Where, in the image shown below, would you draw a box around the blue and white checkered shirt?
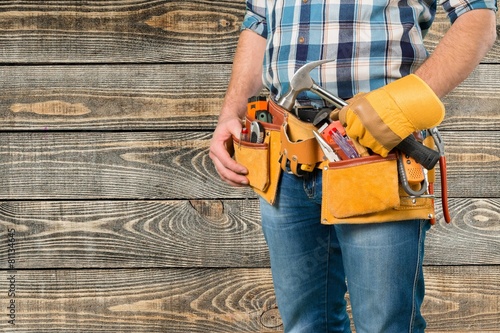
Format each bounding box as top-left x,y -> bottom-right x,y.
242,0 -> 497,105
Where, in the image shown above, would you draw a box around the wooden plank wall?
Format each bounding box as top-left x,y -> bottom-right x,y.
0,1 -> 498,332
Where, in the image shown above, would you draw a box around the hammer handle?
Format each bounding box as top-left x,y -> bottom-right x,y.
396,135 -> 439,170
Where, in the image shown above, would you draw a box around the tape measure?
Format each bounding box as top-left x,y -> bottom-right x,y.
250,121 -> 265,144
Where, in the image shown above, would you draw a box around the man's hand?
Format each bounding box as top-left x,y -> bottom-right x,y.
336,9 -> 496,157
209,115 -> 249,186
209,29 -> 266,186
336,74 -> 445,157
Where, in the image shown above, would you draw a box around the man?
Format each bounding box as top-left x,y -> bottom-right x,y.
210,1 -> 497,332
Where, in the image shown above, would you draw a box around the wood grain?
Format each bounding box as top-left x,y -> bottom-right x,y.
0,0 -> 245,63
0,131 -> 497,199
0,200 -> 268,269
427,199 -> 500,265
0,2 -> 497,332
0,131 -> 246,199
0,64 -> 228,130
0,198 -> 497,269
0,3 -> 497,64
0,268 -> 279,333
441,65 -> 500,131
423,266 -> 500,331
0,64 -> 498,131
443,131 -> 500,198
0,267 -> 497,332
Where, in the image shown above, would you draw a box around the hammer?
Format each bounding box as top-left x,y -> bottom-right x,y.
277,59 -> 345,111
277,59 -> 440,170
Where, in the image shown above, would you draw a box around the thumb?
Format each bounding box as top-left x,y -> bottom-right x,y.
351,139 -> 370,157
329,109 -> 341,122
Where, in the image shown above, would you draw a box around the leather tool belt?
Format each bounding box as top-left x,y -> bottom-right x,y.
233,98 -> 447,225
276,105 -> 325,176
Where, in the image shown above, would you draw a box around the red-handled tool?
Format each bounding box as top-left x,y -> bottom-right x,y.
429,127 -> 451,224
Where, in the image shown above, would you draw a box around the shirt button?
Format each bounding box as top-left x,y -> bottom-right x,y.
298,36 -> 305,43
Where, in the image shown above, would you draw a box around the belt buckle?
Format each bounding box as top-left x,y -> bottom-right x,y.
293,105 -> 317,123
293,105 -> 308,118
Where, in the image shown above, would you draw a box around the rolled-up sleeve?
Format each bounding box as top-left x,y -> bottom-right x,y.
440,0 -> 498,23
241,0 -> 268,38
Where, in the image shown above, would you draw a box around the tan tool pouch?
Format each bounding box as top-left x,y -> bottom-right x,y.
321,154 -> 435,224
233,100 -> 325,205
233,114 -> 282,205
234,99 -> 436,223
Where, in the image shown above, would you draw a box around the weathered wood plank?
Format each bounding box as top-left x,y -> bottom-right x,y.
0,0 -> 245,63
0,267 -> 497,332
0,198 -> 497,269
442,65 -> 500,131
422,266 -> 500,331
0,268 -> 280,332
0,131 -> 247,200
0,131 -> 497,199
0,64 -> 228,131
0,64 -> 497,131
0,3 -> 497,64
443,131 -> 500,198
0,200 -> 269,269
427,198 -> 500,265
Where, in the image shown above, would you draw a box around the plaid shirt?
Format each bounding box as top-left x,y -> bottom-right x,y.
242,0 -> 497,105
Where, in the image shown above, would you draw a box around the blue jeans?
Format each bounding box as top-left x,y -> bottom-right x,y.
260,170 -> 430,333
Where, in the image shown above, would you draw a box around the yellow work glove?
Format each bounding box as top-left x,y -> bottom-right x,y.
336,74 -> 445,157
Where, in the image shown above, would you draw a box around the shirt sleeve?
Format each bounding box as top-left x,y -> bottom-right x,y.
240,0 -> 267,38
440,0 -> 498,23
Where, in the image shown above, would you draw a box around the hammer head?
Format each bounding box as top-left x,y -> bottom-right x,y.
277,59 -> 335,110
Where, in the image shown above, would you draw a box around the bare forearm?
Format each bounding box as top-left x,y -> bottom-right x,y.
415,9 -> 497,98
220,29 -> 267,121
209,29 -> 266,186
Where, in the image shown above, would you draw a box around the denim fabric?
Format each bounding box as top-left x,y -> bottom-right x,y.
260,169 -> 430,333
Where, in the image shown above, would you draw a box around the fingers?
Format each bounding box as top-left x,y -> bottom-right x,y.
210,151 -> 249,186
351,139 -> 370,157
209,144 -> 249,186
329,109 -> 341,122
209,120 -> 249,187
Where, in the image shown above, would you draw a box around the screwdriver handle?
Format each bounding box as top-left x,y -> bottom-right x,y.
395,135 -> 439,170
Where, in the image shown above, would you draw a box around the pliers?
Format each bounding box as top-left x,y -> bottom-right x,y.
429,127 -> 451,224
313,130 -> 341,162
